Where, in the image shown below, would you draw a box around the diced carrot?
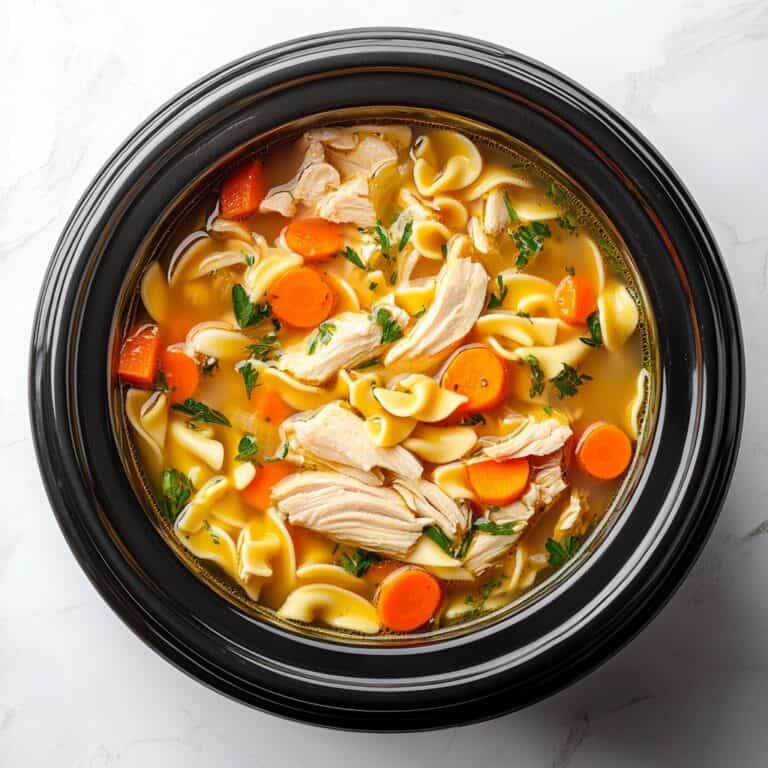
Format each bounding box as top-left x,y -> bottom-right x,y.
466,457 -> 530,505
576,422 -> 632,480
364,560 -> 402,586
441,347 -> 508,415
268,267 -> 335,328
554,274 -> 597,324
377,567 -> 442,632
240,461 -> 294,510
220,160 -> 266,219
284,218 -> 343,261
118,325 -> 161,387
160,348 -> 200,404
251,385 -> 294,425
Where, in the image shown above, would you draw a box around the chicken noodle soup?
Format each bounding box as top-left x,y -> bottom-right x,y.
119,121 -> 652,636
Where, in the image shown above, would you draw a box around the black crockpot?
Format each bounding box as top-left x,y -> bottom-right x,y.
29,29 -> 743,730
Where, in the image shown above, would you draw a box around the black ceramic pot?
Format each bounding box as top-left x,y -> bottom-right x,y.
30,29 -> 743,731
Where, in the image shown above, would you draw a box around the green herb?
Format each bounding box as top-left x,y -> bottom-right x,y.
524,355 -> 545,398
247,333 -> 280,361
550,363 -> 592,399
460,413 -> 486,426
307,322 -> 336,355
479,578 -> 501,600
565,265 -> 576,276
580,311 -> 603,348
160,468 -> 193,523
200,356 -> 219,376
546,182 -> 579,232
546,535 -> 581,566
339,548 -> 380,577
503,191 -> 520,224
343,246 -> 367,270
511,221 -> 551,269
474,519 -> 521,535
594,232 -> 624,276
232,284 -> 271,328
368,281 -> 379,291
388,270 -> 398,285
155,370 -> 172,393
413,305 -> 427,318
455,527 -> 475,559
515,311 -> 533,323
355,357 -> 380,370
440,243 -> 448,259
237,362 -> 259,400
558,211 -> 578,231
542,405 -> 554,416
373,307 -> 403,344
172,398 -> 231,426
203,519 -> 220,545
487,274 -> 508,309
242,250 -> 255,267
424,525 -> 454,555
235,434 -> 258,462
374,220 -> 391,253
264,442 -> 289,462
398,220 -> 413,251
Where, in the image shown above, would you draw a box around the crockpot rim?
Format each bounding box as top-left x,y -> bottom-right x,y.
29,28 -> 744,731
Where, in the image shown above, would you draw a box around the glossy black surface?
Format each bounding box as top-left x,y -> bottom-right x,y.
30,29 -> 743,730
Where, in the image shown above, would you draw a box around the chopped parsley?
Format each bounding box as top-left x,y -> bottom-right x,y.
368,281 -> 379,291
247,333 -> 280,361
232,284 -> 271,328
339,548 -> 380,577
546,535 -> 581,566
172,398 -> 231,426
398,219 -> 413,251
264,442 -> 289,463
307,322 -> 336,355
203,520 -> 220,545
542,405 -> 554,416
160,468 -> 193,523
487,274 -> 508,309
460,413 -> 486,426
503,191 -> 520,224
515,311 -> 533,323
155,370 -> 171,393
373,307 -> 403,344
440,243 -> 448,259
524,355 -> 545,398
374,220 -> 391,253
242,250 -> 255,267
474,519 -> 522,535
388,270 -> 398,285
343,246 -> 367,270
511,221 -> 551,269
580,311 -> 603,348
455,527 -> 475,559
413,305 -> 427,318
200,356 -> 219,376
238,361 -> 259,399
355,357 -> 380,370
546,182 -> 580,232
235,434 -> 259,462
550,363 -> 592,399
424,525 -> 453,555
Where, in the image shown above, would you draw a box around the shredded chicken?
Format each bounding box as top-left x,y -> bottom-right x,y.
315,176 -> 377,227
278,306 -> 410,385
483,188 -> 511,234
272,471 -> 429,557
384,258 -> 488,365
480,417 -> 573,460
282,402 -> 423,480
554,490 -> 589,539
328,135 -> 398,179
391,476 -> 471,542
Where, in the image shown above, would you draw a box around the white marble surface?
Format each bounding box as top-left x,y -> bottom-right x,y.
1,0 -> 767,764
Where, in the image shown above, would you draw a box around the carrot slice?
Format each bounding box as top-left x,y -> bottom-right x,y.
466,458 -> 530,505
377,567 -> 442,632
220,160 -> 266,219
268,267 -> 335,328
364,560 -> 402,586
160,348 -> 200,404
441,347 -> 508,414
284,219 -> 343,261
251,385 -> 294,425
554,274 -> 597,324
240,461 -> 294,510
118,325 -> 161,387
576,422 -> 632,480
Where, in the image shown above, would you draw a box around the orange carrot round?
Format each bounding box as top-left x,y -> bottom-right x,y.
240,461 -> 294,510
285,219 -> 343,260
118,325 -> 160,387
220,160 -> 266,219
466,457 -> 530,505
377,567 -> 442,632
441,347 -> 508,414
268,267 -> 335,328
251,385 -> 294,425
576,422 -> 632,480
160,348 -> 199,404
554,274 -> 597,324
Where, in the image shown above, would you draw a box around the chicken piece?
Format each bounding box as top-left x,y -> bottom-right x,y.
553,490 -> 590,540
272,471 -> 429,557
483,188 -> 510,234
479,417 -> 573,460
392,476 -> 471,542
531,451 -> 568,506
328,135 -> 398,179
292,162 -> 341,205
283,402 -> 423,480
278,306 -> 410,385
384,258 -> 488,365
315,176 -> 377,227
468,216 -> 492,254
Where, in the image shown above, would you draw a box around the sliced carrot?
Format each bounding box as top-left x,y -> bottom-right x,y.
160,348 -> 199,404
377,567 -> 442,632
554,274 -> 597,324
441,347 -> 508,414
251,385 -> 294,425
220,159 -> 266,219
118,325 -> 161,387
240,461 -> 294,510
576,422 -> 632,480
284,218 -> 343,261
268,267 -> 335,328
364,560 -> 402,586
466,458 -> 530,505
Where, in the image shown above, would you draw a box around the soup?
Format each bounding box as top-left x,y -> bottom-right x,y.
118,121 -> 650,636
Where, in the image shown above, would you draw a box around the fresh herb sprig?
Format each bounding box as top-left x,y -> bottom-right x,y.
488,274 -> 508,309
374,220 -> 391,253
580,311 -> 602,348
524,355 -> 545,398
247,332 -> 280,361
474,519 -> 522,536
203,520 -> 221,545
238,362 -> 259,399
235,434 -> 259,462
424,525 -> 454,555
307,322 -> 336,355
339,548 -> 380,577
511,222 -> 551,269
372,307 -> 403,344
546,535 -> 581,566
343,246 -> 367,270
232,284 -> 271,328
398,220 -> 413,251
503,191 -> 520,224
172,398 -> 231,426
550,363 -> 592,399
160,468 -> 193,523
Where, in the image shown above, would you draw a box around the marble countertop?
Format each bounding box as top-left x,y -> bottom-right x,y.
2,1 -> 766,765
